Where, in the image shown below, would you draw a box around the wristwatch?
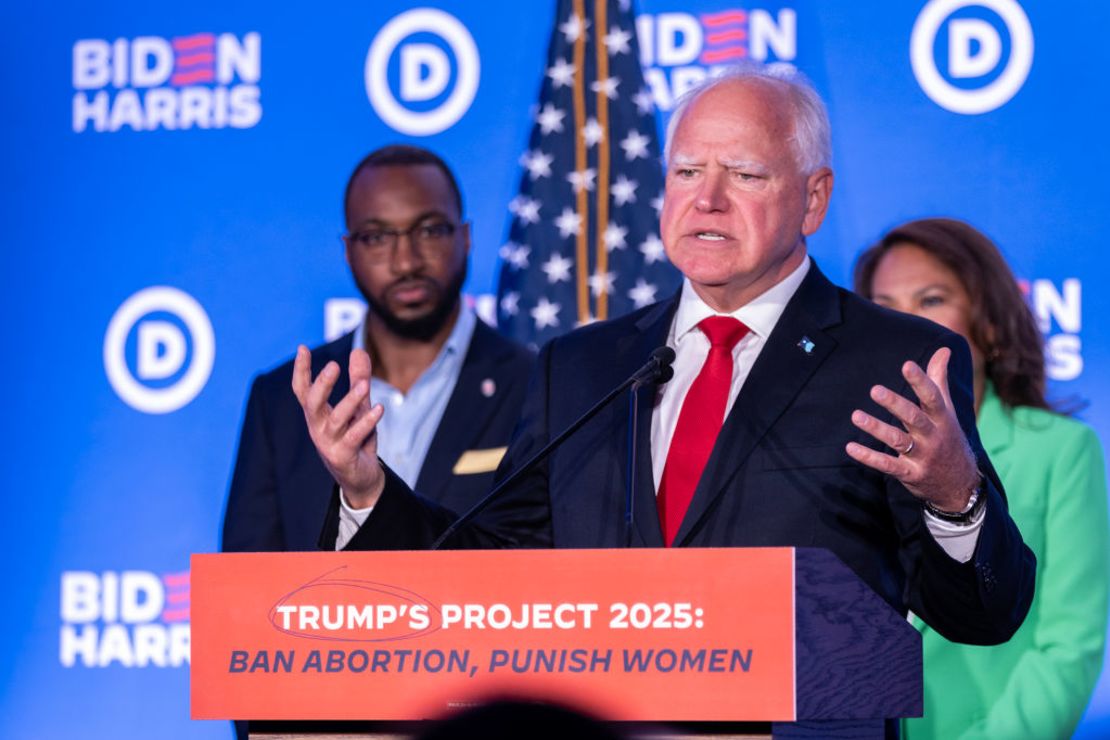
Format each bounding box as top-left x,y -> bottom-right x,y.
923,474 -> 984,524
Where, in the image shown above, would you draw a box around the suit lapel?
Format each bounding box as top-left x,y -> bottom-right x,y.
672,263 -> 843,546
417,321 -> 515,499
616,296 -> 679,548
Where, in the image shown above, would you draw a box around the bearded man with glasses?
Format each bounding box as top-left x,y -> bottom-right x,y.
223,144 -> 534,554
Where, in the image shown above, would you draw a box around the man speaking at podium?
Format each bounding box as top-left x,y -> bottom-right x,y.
294,64 -> 1034,645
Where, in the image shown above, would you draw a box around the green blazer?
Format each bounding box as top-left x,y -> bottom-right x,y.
905,383 -> 1110,739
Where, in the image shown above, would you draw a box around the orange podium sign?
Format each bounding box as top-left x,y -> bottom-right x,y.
191,548 -> 795,722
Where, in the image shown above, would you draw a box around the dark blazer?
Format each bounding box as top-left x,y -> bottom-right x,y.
222,318 -> 534,552
346,263 -> 1036,645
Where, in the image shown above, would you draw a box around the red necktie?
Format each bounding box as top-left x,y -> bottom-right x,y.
657,316 -> 749,546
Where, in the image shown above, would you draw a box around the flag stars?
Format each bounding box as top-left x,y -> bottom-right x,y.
520,149 -> 554,180
604,223 -> 629,251
559,14 -> 588,43
500,291 -> 520,317
508,194 -> 540,223
604,26 -> 633,56
554,207 -> 582,238
547,58 -> 576,89
500,2 -> 679,343
515,197 -> 541,224
582,118 -> 605,148
651,192 -> 665,216
620,130 -> 650,160
531,297 -> 562,330
541,253 -> 574,284
588,271 -> 617,297
500,242 -> 531,270
611,174 -> 638,206
639,233 -> 666,264
628,278 -> 659,308
591,76 -> 621,99
536,103 -> 566,134
567,168 -> 597,194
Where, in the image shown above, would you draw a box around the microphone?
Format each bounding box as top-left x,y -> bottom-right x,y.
430,346 -> 676,550
624,346 -> 674,547
632,346 -> 676,387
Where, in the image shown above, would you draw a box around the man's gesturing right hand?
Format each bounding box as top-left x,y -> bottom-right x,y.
292,345 -> 385,509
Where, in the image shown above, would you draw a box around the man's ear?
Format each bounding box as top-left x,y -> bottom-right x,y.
802,167 -> 833,237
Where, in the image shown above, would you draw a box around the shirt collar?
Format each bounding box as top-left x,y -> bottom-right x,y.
673,255 -> 811,343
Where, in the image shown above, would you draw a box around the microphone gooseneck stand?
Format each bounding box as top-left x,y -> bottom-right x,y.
625,350 -> 675,547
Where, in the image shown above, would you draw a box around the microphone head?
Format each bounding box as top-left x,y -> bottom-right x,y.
652,346 -> 677,366
651,346 -> 676,384
632,346 -> 677,388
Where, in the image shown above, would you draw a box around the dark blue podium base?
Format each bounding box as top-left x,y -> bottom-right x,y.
773,718 -> 886,739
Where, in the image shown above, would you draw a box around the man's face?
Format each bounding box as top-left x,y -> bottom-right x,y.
660,78 -> 832,311
344,164 -> 469,340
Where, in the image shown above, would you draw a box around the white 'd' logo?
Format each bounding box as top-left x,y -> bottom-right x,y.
104,286 -> 215,414
364,8 -> 480,136
911,0 -> 1033,114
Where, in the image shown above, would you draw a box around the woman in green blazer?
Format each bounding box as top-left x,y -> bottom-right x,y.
855,218 -> 1109,739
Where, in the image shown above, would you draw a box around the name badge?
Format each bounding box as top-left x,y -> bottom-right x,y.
452,447 -> 508,475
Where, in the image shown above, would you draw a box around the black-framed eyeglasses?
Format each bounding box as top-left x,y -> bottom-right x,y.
346,221 -> 458,261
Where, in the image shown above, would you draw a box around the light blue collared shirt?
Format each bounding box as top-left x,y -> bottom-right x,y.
352,304 -> 476,489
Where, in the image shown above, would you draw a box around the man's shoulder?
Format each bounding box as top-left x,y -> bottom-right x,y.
546,297 -> 675,353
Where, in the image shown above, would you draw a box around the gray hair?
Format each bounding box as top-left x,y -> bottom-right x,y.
663,62 -> 832,175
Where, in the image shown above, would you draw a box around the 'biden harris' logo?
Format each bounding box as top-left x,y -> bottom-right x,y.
72,32 -> 262,133
104,287 -> 215,414
60,569 -> 191,668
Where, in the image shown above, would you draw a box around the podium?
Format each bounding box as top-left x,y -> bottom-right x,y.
191,548 -> 920,739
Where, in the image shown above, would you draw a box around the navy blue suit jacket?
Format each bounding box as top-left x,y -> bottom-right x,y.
347,263 -> 1035,646
222,319 -> 534,552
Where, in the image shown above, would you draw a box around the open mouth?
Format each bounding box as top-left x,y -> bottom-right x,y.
695,232 -> 729,241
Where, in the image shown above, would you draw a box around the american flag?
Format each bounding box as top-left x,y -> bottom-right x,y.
497,0 -> 681,348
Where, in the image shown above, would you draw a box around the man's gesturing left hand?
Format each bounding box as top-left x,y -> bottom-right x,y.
846,347 -> 979,513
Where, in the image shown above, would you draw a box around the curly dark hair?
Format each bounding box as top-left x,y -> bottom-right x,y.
854,218 -> 1049,411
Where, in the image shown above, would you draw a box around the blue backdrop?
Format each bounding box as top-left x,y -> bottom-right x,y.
3,1 -> 1108,737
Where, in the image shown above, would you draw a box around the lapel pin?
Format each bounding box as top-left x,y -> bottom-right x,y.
481,378 -> 496,398
797,336 -> 816,355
